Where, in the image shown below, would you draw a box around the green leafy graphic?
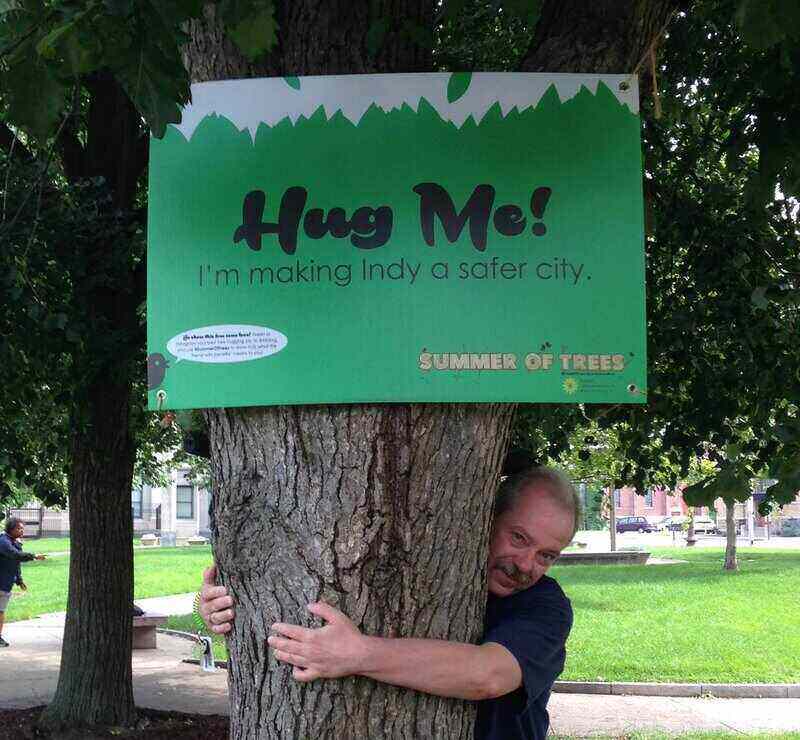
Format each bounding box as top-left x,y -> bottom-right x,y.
446,71 -> 472,102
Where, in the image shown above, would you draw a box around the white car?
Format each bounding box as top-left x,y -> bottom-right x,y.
692,516 -> 718,534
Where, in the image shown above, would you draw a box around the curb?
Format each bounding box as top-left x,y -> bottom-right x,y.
553,681 -> 800,698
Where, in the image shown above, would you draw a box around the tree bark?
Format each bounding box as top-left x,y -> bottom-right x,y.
207,404 -> 514,738
519,0 -> 684,73
724,500 -> 738,571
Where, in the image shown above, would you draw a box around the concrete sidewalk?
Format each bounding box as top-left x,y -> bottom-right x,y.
0,592 -> 228,715
2,597 -> 799,736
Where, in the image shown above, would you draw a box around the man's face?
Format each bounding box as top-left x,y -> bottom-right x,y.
487,485 -> 574,597
9,523 -> 24,540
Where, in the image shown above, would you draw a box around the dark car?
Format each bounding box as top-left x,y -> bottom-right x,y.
616,516 -> 654,533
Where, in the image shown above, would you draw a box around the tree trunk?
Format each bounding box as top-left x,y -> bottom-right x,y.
519,0 -> 683,74
41,381 -> 137,728
724,500 -> 738,571
40,77 -> 146,729
207,404 -> 514,738
685,506 -> 696,546
186,1 -> 683,737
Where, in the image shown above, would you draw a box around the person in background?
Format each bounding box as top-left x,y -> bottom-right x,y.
0,516 -> 46,647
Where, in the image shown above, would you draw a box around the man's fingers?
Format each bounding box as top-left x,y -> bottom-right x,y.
293,666 -> 320,682
307,601 -> 344,624
200,592 -> 232,613
209,608 -> 235,625
267,636 -> 309,657
271,622 -> 315,641
210,622 -> 232,635
274,649 -> 310,668
202,565 -> 218,586
201,585 -> 230,602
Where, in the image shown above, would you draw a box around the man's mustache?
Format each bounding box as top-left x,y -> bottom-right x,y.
496,562 -> 532,587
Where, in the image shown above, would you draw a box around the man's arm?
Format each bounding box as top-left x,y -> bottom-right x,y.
268,602 -> 522,701
0,537 -> 36,562
198,571 -> 522,700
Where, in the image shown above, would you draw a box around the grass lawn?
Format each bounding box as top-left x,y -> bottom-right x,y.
554,547 -> 800,684
3,545 -> 214,622
18,537 -> 72,555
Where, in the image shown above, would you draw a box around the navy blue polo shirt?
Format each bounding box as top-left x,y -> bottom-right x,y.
474,574 -> 573,740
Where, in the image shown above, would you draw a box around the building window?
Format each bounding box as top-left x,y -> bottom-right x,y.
131,488 -> 143,520
644,489 -> 653,507
176,485 -> 195,519
613,489 -> 621,507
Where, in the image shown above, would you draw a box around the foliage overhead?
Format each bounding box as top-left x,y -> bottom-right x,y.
586,0 -> 800,512
0,0 -> 279,139
0,0 -> 798,517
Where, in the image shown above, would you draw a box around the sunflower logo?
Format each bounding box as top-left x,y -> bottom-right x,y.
562,377 -> 579,395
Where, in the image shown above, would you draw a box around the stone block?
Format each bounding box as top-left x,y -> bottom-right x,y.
132,613 -> 168,650
701,683 -> 788,698
553,681 -> 611,694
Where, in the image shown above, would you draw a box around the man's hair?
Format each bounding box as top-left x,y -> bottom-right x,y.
4,516 -> 22,535
495,466 -> 582,538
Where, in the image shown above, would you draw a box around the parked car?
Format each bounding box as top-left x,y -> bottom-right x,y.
692,516 -> 718,534
654,516 -> 685,532
780,518 -> 800,537
616,516 -> 654,533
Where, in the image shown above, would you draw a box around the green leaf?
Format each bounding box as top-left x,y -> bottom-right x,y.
227,6 -> 277,60
35,20 -> 77,59
283,75 -> 300,90
63,29 -> 98,76
366,17 -> 390,57
118,51 -> 184,138
446,71 -> 472,103
1,53 -> 67,141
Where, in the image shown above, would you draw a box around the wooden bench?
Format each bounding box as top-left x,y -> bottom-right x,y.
132,613 -> 168,649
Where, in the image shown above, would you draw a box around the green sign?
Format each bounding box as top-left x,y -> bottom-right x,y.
147,73 -> 646,410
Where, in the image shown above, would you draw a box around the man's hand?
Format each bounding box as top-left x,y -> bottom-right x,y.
199,565 -> 234,635
268,602 -> 367,682
34,554 -> 46,561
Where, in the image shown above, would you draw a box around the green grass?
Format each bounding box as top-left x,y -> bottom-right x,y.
19,537 -> 72,555
18,536 -> 153,555
166,613 -> 229,662
553,547 -> 800,684
4,545 -> 214,622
